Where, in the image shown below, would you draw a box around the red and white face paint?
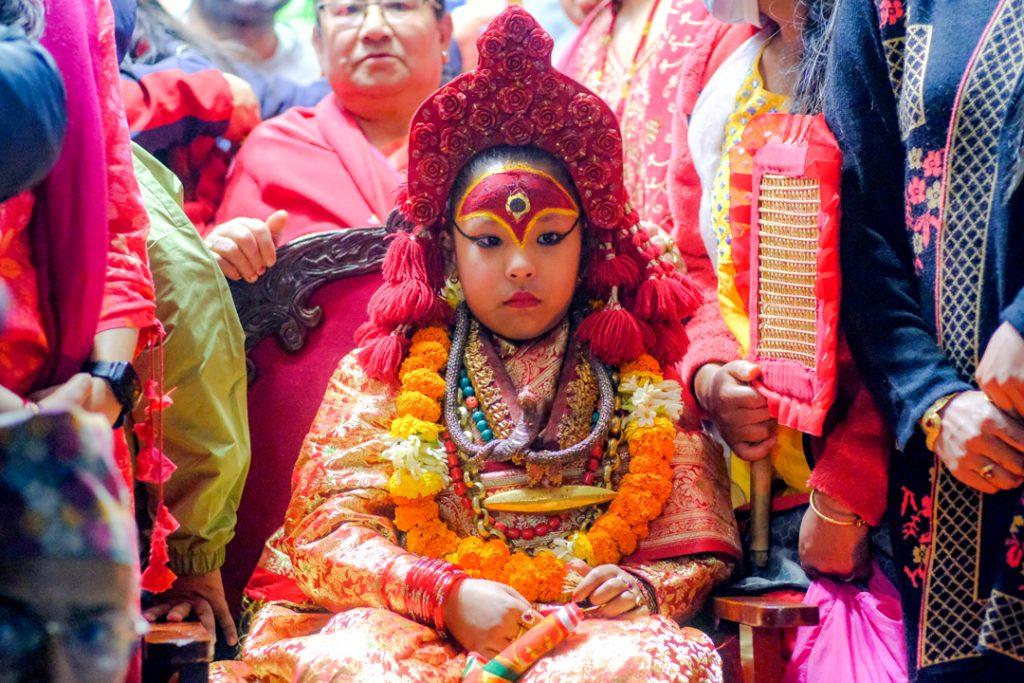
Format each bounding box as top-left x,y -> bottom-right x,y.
455,166 -> 580,249
452,163 -> 583,341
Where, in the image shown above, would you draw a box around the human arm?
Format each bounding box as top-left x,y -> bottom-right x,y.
95,0 -> 157,346
0,26 -> 66,201
121,61 -> 259,151
129,145 -> 251,645
798,336 -> 890,579
824,0 -> 970,448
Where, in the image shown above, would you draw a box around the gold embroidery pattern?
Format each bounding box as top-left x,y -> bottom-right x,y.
883,36 -> 907,97
939,0 -> 1024,380
558,351 -> 598,449
978,590 -> 1024,662
464,320 -> 512,439
754,174 -> 820,369
922,5 -> 1024,667
897,25 -> 931,139
919,466 -> 985,667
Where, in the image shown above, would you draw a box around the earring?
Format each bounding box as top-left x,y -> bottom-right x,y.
441,48 -> 449,60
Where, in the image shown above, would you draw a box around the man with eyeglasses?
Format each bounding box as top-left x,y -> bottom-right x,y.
208,0 -> 453,278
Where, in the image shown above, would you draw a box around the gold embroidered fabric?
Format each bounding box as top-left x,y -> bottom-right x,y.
214,348 -> 737,681
754,174 -> 820,369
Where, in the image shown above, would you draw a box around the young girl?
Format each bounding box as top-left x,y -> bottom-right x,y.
212,8 -> 740,681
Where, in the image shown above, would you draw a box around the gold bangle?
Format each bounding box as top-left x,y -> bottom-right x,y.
809,489 -> 866,527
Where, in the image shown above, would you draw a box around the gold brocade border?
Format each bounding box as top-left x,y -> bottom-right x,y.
922,1 -> 1024,668
978,590 -> 1024,663
558,351 -> 598,449
897,25 -> 931,139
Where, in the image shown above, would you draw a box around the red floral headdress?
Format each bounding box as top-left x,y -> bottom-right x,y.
358,6 -> 700,380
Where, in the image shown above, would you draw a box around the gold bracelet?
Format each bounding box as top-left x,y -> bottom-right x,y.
809,489 -> 867,527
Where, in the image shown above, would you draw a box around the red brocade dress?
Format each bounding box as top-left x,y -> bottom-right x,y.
213,319 -> 740,682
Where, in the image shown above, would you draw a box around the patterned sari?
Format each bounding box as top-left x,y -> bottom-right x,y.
213,321 -> 740,682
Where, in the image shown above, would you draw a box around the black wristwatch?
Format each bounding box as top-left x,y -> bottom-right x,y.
82,360 -> 140,428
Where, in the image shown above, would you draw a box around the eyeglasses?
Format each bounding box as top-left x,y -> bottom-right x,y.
316,0 -> 440,27
0,597 -> 149,682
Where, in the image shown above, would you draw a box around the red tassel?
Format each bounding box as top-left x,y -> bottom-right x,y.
633,272 -> 703,322
577,304 -> 650,365
587,251 -> 640,291
368,279 -> 439,327
140,503 -> 180,593
357,331 -> 409,381
136,447 -> 177,485
355,320 -> 383,346
382,231 -> 429,283
649,318 -> 691,366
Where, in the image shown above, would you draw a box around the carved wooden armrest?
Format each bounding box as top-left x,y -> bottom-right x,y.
142,622 -> 213,683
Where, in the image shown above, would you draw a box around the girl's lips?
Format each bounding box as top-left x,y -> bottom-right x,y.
504,291 -> 542,307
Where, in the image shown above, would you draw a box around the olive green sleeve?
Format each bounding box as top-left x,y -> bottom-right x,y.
131,143 -> 251,575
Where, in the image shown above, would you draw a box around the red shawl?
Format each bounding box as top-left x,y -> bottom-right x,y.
213,94 -> 403,242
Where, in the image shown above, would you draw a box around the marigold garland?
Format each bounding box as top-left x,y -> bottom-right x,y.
395,391 -> 442,423
401,368 -> 446,400
385,325 -> 682,604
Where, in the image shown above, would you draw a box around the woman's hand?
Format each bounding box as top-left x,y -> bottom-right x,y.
442,578 -> 539,659
694,361 -> 777,461
143,569 -> 238,646
934,390 -> 1024,493
204,210 -> 288,283
572,564 -> 649,620
977,321 -> 1024,419
799,492 -> 871,581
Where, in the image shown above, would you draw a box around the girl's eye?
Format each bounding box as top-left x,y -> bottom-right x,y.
475,235 -> 503,248
537,231 -> 566,246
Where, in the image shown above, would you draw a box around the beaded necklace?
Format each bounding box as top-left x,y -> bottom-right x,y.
385,317 -> 683,603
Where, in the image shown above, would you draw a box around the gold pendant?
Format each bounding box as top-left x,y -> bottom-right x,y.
482,485 -> 617,513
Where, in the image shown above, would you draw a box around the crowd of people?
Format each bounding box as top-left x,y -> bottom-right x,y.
0,0 -> 1022,681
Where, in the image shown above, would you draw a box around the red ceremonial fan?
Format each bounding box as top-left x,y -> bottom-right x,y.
728,114 -> 842,437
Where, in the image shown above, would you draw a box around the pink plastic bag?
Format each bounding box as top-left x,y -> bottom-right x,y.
783,566 -> 908,683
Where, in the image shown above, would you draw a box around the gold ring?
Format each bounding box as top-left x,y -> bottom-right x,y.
634,591 -> 645,608
980,463 -> 996,479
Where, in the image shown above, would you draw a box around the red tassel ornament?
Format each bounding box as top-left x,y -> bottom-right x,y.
576,289 -> 651,365
633,271 -> 703,322
357,328 -> 409,381
587,240 -> 640,292
368,278 -> 440,327
381,231 -> 430,283
648,318 -> 691,366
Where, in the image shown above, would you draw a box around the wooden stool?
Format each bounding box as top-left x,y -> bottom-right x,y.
713,595 -> 819,683
142,622 -> 214,683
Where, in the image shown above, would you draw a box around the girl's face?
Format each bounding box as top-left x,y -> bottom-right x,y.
452,161 -> 583,341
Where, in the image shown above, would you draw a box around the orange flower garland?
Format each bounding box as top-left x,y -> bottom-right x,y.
387,326 -> 679,604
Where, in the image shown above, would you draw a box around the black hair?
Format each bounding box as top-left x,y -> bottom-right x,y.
0,0 -> 44,38
792,0 -> 837,115
132,0 -> 239,72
